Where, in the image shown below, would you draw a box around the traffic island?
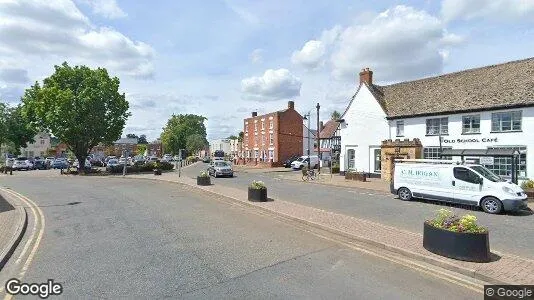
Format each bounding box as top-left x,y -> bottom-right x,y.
248,181 -> 267,202
423,209 -> 490,263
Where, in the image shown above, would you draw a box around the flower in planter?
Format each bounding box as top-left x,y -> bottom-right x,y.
521,179 -> 534,189
199,171 -> 209,178
249,180 -> 266,190
427,209 -> 486,233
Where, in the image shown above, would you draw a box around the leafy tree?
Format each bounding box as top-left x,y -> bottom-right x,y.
227,135 -> 238,140
138,134 -> 148,144
238,131 -> 244,142
331,110 -> 341,120
21,62 -> 130,172
136,144 -> 147,156
1,103 -> 36,157
126,133 -> 139,139
160,114 -> 207,155
186,134 -> 207,154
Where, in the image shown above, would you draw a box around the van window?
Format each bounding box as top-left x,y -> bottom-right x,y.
453,167 -> 480,184
471,165 -> 502,182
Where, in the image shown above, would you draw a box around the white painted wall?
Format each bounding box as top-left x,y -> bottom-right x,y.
389,107 -> 534,180
209,139 -> 232,155
20,132 -> 51,157
339,84 -> 390,173
303,125 -> 318,155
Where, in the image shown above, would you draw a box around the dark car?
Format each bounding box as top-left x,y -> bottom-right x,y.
51,158 -> 69,169
33,159 -> 47,170
283,155 -> 301,168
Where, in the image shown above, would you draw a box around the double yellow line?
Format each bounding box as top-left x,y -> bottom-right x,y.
0,188 -> 45,300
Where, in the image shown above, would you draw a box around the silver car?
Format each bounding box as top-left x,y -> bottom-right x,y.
208,161 -> 234,178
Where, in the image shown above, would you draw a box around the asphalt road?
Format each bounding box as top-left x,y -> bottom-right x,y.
189,162 -> 534,259
0,176 -> 478,299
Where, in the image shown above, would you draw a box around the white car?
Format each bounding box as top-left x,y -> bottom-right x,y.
291,155 -> 319,170
73,159 -> 92,169
13,157 -> 34,170
392,159 -> 528,214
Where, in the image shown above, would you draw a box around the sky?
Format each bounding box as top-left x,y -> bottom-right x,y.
1,0 -> 534,142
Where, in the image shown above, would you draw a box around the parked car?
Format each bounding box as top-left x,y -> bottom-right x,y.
33,158 -> 48,170
147,156 -> 159,163
283,155 -> 301,168
45,157 -> 55,167
392,159 -> 529,214
106,159 -> 120,171
202,156 -> 211,163
291,155 -> 319,170
212,157 -> 224,162
13,157 -> 34,170
162,154 -> 173,162
207,161 -> 234,178
51,158 -> 69,169
104,156 -> 117,166
73,159 -> 92,169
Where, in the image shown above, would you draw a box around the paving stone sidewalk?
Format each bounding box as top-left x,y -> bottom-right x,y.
0,191 -> 25,270
125,170 -> 534,285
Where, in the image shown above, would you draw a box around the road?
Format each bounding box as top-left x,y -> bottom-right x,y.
0,176 -> 478,299
188,162 -> 534,259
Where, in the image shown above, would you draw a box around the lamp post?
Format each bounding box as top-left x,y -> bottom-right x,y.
303,112 -> 311,170
316,102 -> 321,173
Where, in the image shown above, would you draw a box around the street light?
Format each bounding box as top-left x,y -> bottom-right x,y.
303,112 -> 311,171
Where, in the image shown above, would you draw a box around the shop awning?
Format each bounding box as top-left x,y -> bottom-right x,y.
440,148 -> 520,157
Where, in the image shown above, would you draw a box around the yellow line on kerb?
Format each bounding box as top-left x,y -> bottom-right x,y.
1,188 -> 45,300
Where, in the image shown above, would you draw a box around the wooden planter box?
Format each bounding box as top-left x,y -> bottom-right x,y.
525,189 -> 534,200
197,176 -> 211,186
345,172 -> 366,182
153,169 -> 162,176
423,222 -> 490,263
248,187 -> 268,202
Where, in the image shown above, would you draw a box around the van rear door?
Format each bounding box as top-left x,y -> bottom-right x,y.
451,167 -> 483,205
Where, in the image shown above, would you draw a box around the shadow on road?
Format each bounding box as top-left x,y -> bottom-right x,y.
0,194 -> 15,212
36,201 -> 82,207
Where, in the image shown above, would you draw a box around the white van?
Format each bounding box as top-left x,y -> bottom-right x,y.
291,155 -> 319,169
392,159 -> 528,214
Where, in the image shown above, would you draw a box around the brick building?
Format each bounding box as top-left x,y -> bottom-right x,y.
241,101 -> 303,167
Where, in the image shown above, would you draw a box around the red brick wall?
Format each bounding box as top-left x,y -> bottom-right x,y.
277,108 -> 303,162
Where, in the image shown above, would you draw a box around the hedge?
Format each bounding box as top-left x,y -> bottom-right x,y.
107,162 -> 174,174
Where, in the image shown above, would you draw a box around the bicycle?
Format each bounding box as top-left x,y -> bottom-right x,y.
302,168 -> 317,181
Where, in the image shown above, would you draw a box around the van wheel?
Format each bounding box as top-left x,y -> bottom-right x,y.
398,187 -> 412,201
481,197 -> 503,214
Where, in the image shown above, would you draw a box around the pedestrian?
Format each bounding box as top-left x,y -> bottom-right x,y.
6,158 -> 14,175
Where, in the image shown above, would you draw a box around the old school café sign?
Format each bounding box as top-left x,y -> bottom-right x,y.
442,137 -> 498,144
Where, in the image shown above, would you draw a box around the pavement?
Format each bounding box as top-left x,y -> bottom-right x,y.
0,189 -> 27,271
121,162 -> 534,286
0,176 -> 480,299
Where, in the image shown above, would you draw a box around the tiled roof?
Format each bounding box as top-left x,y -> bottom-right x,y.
319,120 -> 340,139
114,138 -> 138,144
375,57 -> 534,118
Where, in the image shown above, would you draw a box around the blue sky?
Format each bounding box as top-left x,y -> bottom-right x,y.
1,0 -> 534,141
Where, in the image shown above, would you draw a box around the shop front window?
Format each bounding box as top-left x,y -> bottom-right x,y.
485,146 -> 527,178
423,147 -> 452,160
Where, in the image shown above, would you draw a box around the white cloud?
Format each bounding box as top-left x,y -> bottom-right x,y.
0,0 -> 154,79
241,69 -> 301,101
249,48 -> 264,64
329,5 -> 461,82
76,0 -> 127,19
291,26 -> 341,70
441,0 -> 534,22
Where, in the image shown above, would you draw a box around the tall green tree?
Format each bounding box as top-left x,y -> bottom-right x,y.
160,114 -> 207,155
227,135 -> 238,140
138,134 -> 148,144
186,133 -> 207,154
331,110 -> 341,120
1,103 -> 36,157
21,62 -> 130,172
136,144 -> 147,156
238,131 -> 244,142
126,133 -> 139,139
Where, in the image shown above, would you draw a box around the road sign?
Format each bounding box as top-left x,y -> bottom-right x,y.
480,157 -> 494,165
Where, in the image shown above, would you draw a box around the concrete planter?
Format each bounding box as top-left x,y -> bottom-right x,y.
525,189 -> 534,200
423,222 -> 490,263
248,188 -> 267,202
345,172 -> 366,182
197,176 -> 211,186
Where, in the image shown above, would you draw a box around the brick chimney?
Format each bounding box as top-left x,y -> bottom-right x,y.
252,112 -> 257,117
288,101 -> 295,110
359,67 -> 373,85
